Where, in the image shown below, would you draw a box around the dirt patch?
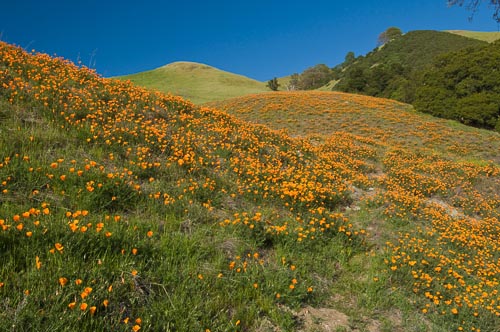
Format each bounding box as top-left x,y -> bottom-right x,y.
427,197 -> 464,219
297,306 -> 350,332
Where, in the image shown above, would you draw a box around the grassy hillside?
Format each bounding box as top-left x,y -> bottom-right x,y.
1,42 -> 499,332
210,91 -> 500,331
446,30 -> 500,43
0,42 -> 374,332
207,91 -> 500,162
115,61 -> 268,104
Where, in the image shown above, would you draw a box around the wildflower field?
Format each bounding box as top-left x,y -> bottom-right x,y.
0,42 -> 499,331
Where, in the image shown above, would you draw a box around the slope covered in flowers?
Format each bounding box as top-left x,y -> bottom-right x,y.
0,42 -> 372,331
1,41 -> 499,331
209,92 -> 500,331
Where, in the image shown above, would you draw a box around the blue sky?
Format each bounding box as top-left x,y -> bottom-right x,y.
1,1 -> 499,81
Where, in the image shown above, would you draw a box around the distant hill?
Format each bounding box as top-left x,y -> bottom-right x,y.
116,61 -> 268,104
333,30 -> 488,101
446,30 -> 500,43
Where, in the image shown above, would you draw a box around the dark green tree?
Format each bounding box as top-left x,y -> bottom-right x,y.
413,41 -> 500,131
344,51 -> 355,65
342,67 -> 367,93
266,77 -> 280,91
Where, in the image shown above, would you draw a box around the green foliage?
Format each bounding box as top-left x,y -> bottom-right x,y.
413,41 -> 500,130
377,26 -> 403,46
296,64 -> 333,90
344,51 -> 356,65
266,77 -> 280,91
287,73 -> 300,91
334,30 -> 487,100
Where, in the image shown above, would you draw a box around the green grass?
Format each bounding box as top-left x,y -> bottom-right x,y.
445,30 -> 500,43
115,61 -> 269,104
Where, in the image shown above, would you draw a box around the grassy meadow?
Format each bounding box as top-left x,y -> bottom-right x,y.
116,62 -> 268,104
1,41 -> 500,332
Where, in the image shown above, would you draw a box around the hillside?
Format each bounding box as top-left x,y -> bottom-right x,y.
209,91 -> 500,330
332,30 -> 487,101
207,91 -> 500,162
115,61 -> 268,104
446,30 -> 500,43
1,42 -> 500,332
1,42 -> 361,331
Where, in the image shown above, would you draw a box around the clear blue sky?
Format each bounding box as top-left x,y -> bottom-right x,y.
1,1 -> 499,81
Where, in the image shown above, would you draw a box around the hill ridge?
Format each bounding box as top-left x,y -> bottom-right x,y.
116,60 -> 267,104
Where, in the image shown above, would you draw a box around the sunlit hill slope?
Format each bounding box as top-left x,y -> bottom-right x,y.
115,61 -> 268,104
446,30 -> 500,43
1,42 -> 500,331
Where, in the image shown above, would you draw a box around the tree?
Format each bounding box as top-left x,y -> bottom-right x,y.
377,27 -> 403,46
342,67 -> 367,93
448,0 -> 500,22
266,77 -> 280,91
297,64 -> 332,90
344,51 -> 355,65
287,73 -> 300,91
